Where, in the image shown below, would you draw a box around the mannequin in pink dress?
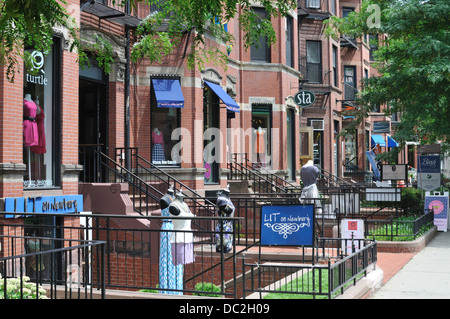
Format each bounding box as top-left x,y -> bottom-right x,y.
30,103 -> 46,154
23,95 -> 39,147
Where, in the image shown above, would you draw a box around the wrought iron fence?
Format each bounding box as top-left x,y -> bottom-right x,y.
1,212 -> 242,298
365,209 -> 434,241
0,234 -> 106,299
242,238 -> 377,299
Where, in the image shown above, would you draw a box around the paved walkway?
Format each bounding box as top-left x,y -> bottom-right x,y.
371,231 -> 450,299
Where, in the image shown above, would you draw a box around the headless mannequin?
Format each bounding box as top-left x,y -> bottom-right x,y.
300,159 -> 321,208
23,94 -> 41,186
300,160 -> 319,187
215,185 -> 235,253
255,127 -> 265,165
168,188 -> 195,265
158,186 -> 183,295
160,186 -> 175,210
152,127 -> 165,161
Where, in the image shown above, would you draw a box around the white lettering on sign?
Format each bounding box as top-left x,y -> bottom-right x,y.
421,157 -> 437,167
26,50 -> 48,86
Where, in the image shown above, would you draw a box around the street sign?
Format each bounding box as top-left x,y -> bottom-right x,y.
294,90 -> 316,107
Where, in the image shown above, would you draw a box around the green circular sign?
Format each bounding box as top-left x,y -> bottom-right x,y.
294,90 -> 316,107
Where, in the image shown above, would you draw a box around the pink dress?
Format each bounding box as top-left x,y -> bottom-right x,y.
23,99 -> 39,147
30,105 -> 46,154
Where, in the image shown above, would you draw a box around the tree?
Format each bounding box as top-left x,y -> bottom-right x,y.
128,0 -> 298,69
0,0 -> 81,82
324,0 -> 450,153
0,0 -> 297,81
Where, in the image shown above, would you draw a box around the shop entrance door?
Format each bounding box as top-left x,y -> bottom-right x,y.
24,215 -> 63,283
287,108 -> 296,180
79,77 -> 107,182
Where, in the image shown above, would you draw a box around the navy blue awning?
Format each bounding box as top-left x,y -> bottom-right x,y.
204,81 -> 239,113
371,135 -> 386,147
387,135 -> 399,148
152,78 -> 184,108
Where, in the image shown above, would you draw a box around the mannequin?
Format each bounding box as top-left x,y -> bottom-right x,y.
30,97 -> 46,154
23,94 -> 40,186
215,185 -> 235,253
300,158 -> 321,208
168,188 -> 195,266
158,186 -> 183,295
152,127 -> 165,162
255,127 -> 265,166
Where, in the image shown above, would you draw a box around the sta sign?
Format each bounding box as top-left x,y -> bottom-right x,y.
294,90 -> 315,107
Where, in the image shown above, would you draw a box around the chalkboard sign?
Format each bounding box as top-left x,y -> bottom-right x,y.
261,204 -> 315,246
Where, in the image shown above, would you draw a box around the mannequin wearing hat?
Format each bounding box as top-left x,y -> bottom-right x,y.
215,185 -> 235,253
158,186 -> 183,295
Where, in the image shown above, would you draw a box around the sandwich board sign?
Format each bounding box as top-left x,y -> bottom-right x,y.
418,155 -> 441,191
261,204 -> 315,246
425,192 -> 449,232
340,219 -> 365,253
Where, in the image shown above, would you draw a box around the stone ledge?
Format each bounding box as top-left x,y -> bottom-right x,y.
376,226 -> 437,253
336,265 -> 384,299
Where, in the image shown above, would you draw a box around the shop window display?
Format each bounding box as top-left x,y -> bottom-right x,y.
23,43 -> 58,188
252,105 -> 271,168
150,84 -> 181,166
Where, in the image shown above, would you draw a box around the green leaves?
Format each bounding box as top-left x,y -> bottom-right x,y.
0,0 -> 77,82
129,0 -> 296,69
326,0 -> 450,152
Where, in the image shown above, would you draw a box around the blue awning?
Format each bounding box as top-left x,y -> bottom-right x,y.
204,81 -> 239,113
152,78 -> 184,108
371,135 -> 386,147
387,135 -> 399,148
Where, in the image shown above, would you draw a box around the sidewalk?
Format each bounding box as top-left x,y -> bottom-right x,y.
370,231 -> 450,299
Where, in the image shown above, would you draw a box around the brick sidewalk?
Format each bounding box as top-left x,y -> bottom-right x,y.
376,252 -> 416,284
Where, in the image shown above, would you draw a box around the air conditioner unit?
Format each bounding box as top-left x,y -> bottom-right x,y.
310,119 -> 324,130
307,0 -> 321,9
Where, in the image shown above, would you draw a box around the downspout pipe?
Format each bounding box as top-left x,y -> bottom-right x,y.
125,1 -> 131,170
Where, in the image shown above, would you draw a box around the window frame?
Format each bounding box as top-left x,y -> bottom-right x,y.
306,40 -> 323,84
250,7 -> 271,63
23,36 -> 62,189
150,76 -> 182,167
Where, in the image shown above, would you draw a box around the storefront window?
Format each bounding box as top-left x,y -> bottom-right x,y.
344,133 -> 357,169
23,39 -> 60,188
150,78 -> 182,166
203,86 -> 220,183
252,105 -> 272,168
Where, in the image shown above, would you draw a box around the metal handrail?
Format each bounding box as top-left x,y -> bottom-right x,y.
228,153 -> 289,193
115,147 -> 217,216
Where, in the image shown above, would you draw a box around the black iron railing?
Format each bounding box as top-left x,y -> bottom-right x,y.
1,212 -> 241,298
0,233 -> 106,299
365,209 -> 434,241
114,147 -> 217,217
242,238 -> 377,299
79,145 -> 217,217
318,166 -> 357,189
343,157 -> 373,185
228,153 -> 299,193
